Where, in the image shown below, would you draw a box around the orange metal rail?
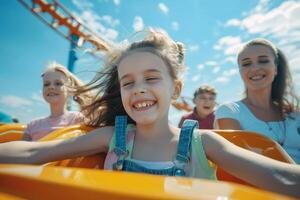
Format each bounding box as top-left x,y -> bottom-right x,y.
18,0 -> 112,55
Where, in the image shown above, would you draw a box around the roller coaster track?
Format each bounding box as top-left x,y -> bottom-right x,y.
18,0 -> 112,56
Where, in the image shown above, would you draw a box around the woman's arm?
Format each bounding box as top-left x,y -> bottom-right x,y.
0,126 -> 114,164
202,131 -> 300,198
216,118 -> 241,129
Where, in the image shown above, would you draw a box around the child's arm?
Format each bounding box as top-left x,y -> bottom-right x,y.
22,133 -> 32,141
201,131 -> 300,198
0,126 -> 114,164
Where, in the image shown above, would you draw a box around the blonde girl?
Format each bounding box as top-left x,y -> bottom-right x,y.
23,62 -> 86,141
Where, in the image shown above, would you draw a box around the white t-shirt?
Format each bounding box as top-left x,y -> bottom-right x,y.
215,101 -> 300,164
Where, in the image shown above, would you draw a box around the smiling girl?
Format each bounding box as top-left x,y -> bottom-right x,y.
22,62 -> 85,141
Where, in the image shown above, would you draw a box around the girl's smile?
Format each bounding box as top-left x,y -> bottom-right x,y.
43,71 -> 68,105
132,99 -> 157,111
118,50 -> 179,125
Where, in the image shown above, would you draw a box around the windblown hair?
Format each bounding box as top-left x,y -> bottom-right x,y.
75,29 -> 186,127
237,38 -> 299,116
42,61 -> 89,111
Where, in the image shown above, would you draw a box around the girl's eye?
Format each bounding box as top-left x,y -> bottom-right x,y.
122,81 -> 134,87
146,77 -> 159,82
241,62 -> 251,67
43,83 -> 50,87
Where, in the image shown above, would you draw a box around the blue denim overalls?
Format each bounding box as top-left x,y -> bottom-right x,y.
112,115 -> 198,177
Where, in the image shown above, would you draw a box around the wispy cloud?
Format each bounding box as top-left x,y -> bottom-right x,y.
113,0 -> 121,6
71,0 -> 120,42
188,44 -> 200,53
72,0 -> 93,10
215,77 -> 229,84
212,66 -> 220,74
171,21 -> 179,31
0,95 -> 32,108
214,67 -> 240,85
222,68 -> 239,77
197,64 -> 205,70
133,16 -> 144,32
214,36 -> 242,56
223,0 -> 300,90
191,75 -> 201,82
205,61 -> 218,67
158,3 -> 169,14
101,15 -> 120,27
31,93 -> 44,103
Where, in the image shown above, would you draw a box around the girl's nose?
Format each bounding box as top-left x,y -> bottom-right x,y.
134,87 -> 147,95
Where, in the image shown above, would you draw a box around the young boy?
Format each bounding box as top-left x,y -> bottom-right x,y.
178,85 -> 217,129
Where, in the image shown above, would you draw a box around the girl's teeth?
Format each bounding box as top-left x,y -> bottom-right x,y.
135,101 -> 154,109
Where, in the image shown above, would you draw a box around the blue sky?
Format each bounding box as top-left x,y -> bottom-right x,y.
0,0 -> 299,125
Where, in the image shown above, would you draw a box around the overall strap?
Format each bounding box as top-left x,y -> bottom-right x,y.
113,115 -> 128,170
174,119 -> 199,176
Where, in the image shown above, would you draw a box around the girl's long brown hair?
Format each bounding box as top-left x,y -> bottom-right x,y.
75,29 -> 186,127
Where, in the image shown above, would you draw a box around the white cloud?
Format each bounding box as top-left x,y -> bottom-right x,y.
101,15 -> 120,27
222,68 -> 238,77
171,21 -> 179,31
205,61 -> 218,67
224,56 -> 236,64
223,0 -> 300,90
133,16 -> 144,32
214,36 -> 242,56
75,10 -> 119,41
212,66 -> 220,74
72,0 -> 93,10
215,77 -> 229,83
225,19 -> 241,27
0,95 -> 32,108
189,44 -> 199,52
31,93 -> 44,103
213,68 -> 238,85
225,1 -> 300,40
191,75 -> 200,82
113,0 -> 120,6
197,64 -> 205,70
158,3 -> 169,14
252,0 -> 271,14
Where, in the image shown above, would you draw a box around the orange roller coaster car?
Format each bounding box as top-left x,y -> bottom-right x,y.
0,124 -> 296,199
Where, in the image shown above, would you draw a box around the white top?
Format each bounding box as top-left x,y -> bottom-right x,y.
215,101 -> 300,164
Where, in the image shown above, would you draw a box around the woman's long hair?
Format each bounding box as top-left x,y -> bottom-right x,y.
238,38 -> 299,117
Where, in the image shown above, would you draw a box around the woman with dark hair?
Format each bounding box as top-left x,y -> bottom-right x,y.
215,38 -> 300,163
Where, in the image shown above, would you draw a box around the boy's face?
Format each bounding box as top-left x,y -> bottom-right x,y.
193,92 -> 216,117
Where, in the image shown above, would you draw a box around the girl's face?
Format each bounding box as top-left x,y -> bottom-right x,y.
42,71 -> 69,106
118,51 -> 181,125
238,45 -> 277,92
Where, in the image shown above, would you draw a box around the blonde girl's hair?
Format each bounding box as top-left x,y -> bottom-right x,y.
75,29 -> 186,127
237,38 -> 299,116
42,61 -> 91,111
